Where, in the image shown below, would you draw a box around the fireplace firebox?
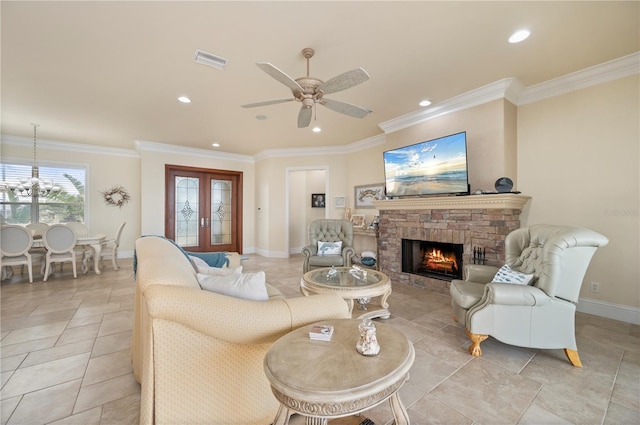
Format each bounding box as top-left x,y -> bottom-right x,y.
402,239 -> 463,281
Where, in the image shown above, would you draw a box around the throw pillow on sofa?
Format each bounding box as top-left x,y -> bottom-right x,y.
317,241 -> 342,256
197,271 -> 269,301
492,264 -> 535,285
189,255 -> 242,276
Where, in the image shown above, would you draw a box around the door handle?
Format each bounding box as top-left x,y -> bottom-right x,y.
206,218 -> 210,228
200,217 -> 204,228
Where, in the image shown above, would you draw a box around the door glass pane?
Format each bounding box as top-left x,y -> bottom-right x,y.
175,176 -> 199,247
210,179 -> 232,245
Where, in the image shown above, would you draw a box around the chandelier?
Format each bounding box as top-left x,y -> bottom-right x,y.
4,124 -> 61,199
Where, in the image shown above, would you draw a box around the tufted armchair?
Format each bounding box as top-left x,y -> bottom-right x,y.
302,219 -> 356,273
450,224 -> 608,367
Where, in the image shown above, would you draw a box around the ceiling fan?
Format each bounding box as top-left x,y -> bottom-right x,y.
241,48 -> 372,128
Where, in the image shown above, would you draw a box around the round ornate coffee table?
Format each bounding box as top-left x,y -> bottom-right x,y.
264,319 -> 415,425
301,267 -> 392,320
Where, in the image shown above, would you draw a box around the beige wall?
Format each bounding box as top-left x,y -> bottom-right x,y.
255,155 -> 348,257
518,75 -> 639,308
0,142 -> 140,256
385,99 -> 518,193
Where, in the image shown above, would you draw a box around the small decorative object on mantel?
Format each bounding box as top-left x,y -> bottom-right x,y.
356,319 -> 380,356
102,186 -> 131,208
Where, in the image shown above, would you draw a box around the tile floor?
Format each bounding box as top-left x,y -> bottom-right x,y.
1,254 -> 638,425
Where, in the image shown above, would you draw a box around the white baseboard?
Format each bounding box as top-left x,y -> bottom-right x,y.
577,297 -> 640,325
253,247 -> 289,258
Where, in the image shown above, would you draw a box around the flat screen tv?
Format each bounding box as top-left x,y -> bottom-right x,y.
383,131 -> 469,198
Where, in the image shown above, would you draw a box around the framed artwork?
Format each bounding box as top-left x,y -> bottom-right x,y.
354,183 -> 385,208
311,193 -> 325,208
334,196 -> 346,208
351,214 -> 366,228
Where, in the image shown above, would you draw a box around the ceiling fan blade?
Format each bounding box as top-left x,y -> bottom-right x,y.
321,98 -> 372,118
256,62 -> 303,92
317,68 -> 369,95
241,98 -> 296,108
297,107 -> 312,128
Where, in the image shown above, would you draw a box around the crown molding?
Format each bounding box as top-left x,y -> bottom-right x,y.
377,52 -> 639,134
518,52 -> 640,105
135,140 -> 254,163
0,134 -> 139,158
253,134 -> 386,161
378,78 -> 523,135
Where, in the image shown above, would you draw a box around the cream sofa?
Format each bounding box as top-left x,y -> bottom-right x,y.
133,236 -> 350,425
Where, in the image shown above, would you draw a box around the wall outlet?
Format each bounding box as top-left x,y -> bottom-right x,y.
590,281 -> 600,293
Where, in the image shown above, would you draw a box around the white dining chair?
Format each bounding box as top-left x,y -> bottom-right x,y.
23,222 -> 49,275
83,222 -> 126,273
65,221 -> 91,272
1,225 -> 43,283
43,224 -> 78,281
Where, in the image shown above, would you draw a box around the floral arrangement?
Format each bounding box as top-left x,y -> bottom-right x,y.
102,186 -> 130,208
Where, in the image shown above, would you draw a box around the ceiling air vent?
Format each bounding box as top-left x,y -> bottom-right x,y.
194,49 -> 229,71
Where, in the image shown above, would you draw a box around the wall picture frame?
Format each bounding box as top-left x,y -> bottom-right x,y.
334,196 -> 346,208
354,183 -> 385,208
311,193 -> 325,208
351,214 -> 366,228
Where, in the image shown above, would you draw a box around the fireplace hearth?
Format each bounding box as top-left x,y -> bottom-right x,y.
402,239 -> 463,281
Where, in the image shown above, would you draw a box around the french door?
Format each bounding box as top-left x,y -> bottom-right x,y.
165,165 -> 243,253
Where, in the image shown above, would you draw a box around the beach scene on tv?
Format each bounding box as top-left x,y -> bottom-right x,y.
384,132 -> 468,197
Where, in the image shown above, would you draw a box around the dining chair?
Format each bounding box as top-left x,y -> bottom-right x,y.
1,225 -> 43,283
65,221 -> 91,272
43,224 -> 78,281
84,221 -> 126,273
23,222 -> 49,275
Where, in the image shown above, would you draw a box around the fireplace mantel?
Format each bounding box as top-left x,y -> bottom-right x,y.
373,193 -> 530,211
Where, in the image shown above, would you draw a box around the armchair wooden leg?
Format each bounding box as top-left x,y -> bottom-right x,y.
564,349 -> 583,367
466,329 -> 488,357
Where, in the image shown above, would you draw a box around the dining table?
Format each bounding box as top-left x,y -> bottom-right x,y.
33,233 -> 107,275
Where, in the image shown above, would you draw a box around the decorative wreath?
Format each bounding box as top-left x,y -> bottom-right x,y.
102,186 -> 131,208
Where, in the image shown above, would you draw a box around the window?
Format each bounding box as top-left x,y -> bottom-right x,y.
0,163 -> 86,225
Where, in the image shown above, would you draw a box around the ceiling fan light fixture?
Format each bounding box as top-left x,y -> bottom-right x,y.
509,29 -> 530,43
312,126 -> 322,133
194,49 -> 229,70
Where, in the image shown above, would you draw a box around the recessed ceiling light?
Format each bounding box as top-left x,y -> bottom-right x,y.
178,96 -> 191,103
255,115 -> 267,120
419,99 -> 432,107
312,127 -> 322,133
212,143 -> 220,148
509,29 -> 530,43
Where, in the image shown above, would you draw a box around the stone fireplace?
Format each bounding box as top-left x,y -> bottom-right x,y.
373,194 -> 530,295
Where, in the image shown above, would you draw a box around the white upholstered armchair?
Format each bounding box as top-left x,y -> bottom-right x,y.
450,224 -> 608,367
302,219 -> 356,273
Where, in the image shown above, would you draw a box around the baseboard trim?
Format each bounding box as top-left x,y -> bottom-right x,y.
577,297 -> 640,325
